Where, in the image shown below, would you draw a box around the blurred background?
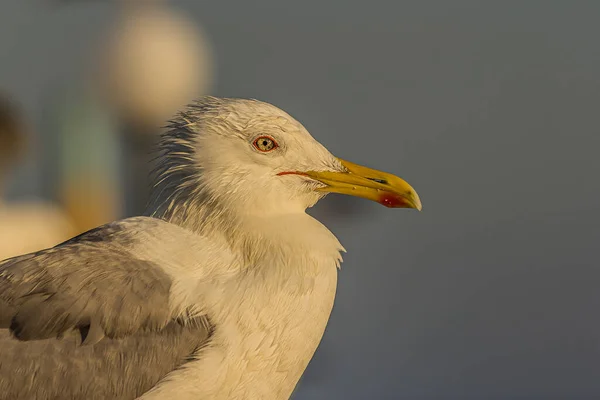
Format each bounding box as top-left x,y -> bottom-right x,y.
0,1 -> 599,399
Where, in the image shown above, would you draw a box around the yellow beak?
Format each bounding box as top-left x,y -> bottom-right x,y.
302,158 -> 422,210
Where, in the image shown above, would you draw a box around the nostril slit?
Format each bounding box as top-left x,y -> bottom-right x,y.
367,178 -> 388,184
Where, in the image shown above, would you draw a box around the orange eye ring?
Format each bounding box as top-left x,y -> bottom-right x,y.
253,136 -> 278,152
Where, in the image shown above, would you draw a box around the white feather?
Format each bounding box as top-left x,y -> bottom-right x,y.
140,97 -> 347,399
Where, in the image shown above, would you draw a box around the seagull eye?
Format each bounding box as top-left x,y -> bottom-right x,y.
253,136 -> 278,152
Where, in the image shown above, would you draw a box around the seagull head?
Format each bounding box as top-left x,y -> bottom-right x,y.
154,97 -> 421,219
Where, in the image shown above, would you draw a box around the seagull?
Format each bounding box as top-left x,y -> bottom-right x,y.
0,97 -> 421,400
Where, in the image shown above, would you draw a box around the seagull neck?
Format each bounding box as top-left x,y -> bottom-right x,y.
158,200 -> 340,263
168,206 -> 307,236
158,191 -> 309,232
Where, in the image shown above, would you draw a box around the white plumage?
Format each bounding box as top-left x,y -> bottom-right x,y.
0,97 -> 421,400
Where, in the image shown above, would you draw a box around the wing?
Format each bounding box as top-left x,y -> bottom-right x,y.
0,217 -> 214,400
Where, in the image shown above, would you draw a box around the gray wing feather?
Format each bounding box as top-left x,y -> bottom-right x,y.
0,217 -> 213,399
0,319 -> 210,400
0,233 -> 172,340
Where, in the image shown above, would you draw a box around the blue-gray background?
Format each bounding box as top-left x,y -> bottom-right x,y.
1,1 -> 599,399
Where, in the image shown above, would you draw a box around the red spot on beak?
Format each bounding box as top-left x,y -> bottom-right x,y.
378,193 -> 410,208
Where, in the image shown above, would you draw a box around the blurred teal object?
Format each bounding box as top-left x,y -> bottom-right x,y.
55,86 -> 122,188
48,84 -> 125,230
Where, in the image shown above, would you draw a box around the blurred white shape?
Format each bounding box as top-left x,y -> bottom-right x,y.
98,1 -> 214,129
0,95 -> 75,260
0,201 -> 75,260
